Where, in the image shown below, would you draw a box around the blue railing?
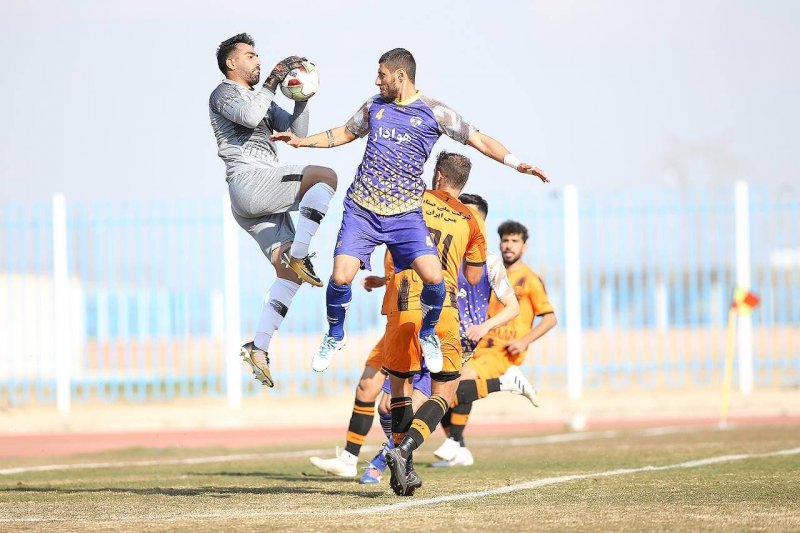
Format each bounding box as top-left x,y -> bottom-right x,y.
1,183 -> 798,406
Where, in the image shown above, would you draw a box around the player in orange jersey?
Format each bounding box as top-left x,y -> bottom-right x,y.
307,251 -> 433,480
434,220 -> 557,467
382,153 -> 488,496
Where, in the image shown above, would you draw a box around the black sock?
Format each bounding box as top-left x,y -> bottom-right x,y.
455,380 -> 480,405
400,395 -> 448,457
390,396 -> 414,447
440,409 -> 452,433
448,401 -> 473,446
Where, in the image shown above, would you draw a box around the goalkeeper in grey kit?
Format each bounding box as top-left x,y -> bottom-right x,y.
209,33 -> 338,388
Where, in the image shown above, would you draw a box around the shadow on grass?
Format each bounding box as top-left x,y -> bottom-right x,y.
188,471 -> 354,483
2,484 -> 383,498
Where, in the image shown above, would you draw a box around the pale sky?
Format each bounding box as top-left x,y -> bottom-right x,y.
1,0 -> 798,203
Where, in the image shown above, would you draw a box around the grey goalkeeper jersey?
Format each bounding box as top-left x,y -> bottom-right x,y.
209,79 -> 309,178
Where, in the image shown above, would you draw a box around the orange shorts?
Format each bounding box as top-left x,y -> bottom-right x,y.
383,306 -> 461,379
364,334 -> 385,370
466,345 -> 515,379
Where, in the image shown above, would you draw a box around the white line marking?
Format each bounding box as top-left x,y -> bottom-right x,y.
1,445 -> 797,523
343,445 -> 800,515
0,425 -> 710,476
0,448 -> 332,476
450,424 -> 699,449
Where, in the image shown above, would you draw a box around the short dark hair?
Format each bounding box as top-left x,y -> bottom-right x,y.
216,33 -> 254,74
458,193 -> 489,219
434,151 -> 471,190
379,48 -> 416,83
498,220 -> 529,242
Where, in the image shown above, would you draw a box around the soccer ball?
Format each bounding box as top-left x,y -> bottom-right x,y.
280,61 -> 320,101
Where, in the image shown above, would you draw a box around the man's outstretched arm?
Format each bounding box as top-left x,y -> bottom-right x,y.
466,131 -> 550,183
271,126 -> 357,148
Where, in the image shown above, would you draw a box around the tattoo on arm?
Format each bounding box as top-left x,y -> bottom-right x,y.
326,129 -> 335,148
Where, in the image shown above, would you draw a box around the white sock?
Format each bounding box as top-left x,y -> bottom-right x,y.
290,182 -> 334,258
254,278 -> 301,352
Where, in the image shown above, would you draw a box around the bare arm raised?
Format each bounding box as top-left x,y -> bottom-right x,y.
271,126 -> 357,148
466,131 -> 550,183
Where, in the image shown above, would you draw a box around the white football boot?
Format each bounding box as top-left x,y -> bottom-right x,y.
499,365 -> 540,407
309,447 -> 358,477
432,446 -> 474,467
420,334 -> 443,373
432,437 -> 461,461
311,333 -> 347,372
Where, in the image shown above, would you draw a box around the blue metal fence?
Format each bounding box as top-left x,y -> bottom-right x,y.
1,183 -> 798,406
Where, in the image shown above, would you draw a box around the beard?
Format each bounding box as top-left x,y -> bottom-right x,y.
502,250 -> 522,267
380,78 -> 400,100
246,68 -> 261,87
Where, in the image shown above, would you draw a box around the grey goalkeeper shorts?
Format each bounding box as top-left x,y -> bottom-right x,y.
227,164 -> 306,257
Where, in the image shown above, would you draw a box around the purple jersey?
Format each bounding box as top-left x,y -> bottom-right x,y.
458,252 -> 514,356
344,92 -> 476,215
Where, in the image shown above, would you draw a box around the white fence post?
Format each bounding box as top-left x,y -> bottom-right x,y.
655,280 -> 669,333
564,186 -> 583,408
52,194 -> 70,414
601,285 -> 614,329
222,195 -> 242,409
734,180 -> 753,395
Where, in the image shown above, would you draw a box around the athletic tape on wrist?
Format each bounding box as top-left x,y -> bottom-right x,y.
503,153 -> 522,170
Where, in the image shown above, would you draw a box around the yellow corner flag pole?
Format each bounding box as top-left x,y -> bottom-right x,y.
720,287 -> 759,428
719,306 -> 737,428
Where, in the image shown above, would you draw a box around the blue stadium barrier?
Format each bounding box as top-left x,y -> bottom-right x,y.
1,183 -> 798,406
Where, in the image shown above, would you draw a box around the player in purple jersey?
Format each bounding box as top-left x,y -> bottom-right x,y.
455,194 -> 520,362
209,34 -> 339,388
271,48 -> 549,374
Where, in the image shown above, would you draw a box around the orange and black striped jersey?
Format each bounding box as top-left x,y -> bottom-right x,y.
390,190 -> 487,312
479,263 -> 553,347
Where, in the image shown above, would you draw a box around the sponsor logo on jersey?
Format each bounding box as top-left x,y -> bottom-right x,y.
372,126 -> 412,145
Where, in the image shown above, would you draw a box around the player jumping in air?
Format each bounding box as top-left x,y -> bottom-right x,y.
308,152 -> 485,484
272,48 -> 549,374
209,33 -> 337,387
